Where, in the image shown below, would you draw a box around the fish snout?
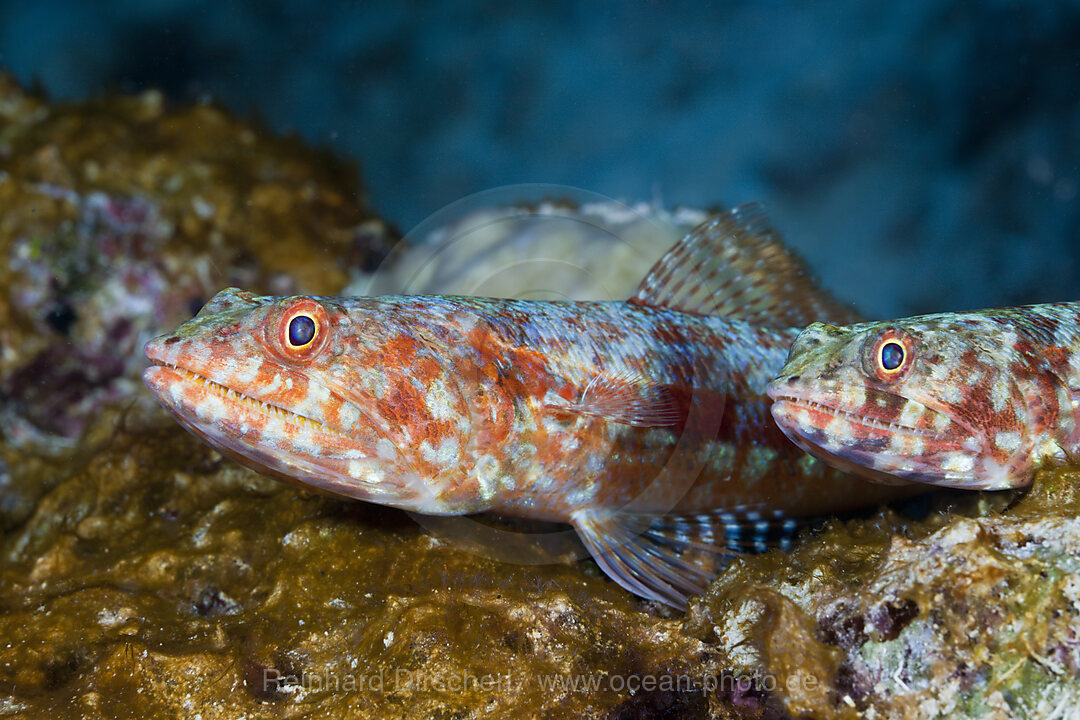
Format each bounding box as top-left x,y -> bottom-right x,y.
765,373 -> 804,402
143,333 -> 183,365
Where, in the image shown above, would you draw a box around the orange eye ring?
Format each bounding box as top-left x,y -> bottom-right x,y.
266,298 -> 330,362
867,328 -> 914,381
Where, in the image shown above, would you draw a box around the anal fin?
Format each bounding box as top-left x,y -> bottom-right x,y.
571,506 -> 805,609
547,371 -> 682,428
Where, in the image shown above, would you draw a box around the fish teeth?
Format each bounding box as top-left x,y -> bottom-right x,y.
157,363 -> 346,437
779,396 -> 936,438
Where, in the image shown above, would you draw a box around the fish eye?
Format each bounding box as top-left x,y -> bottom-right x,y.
880,341 -> 904,371
867,328 -> 914,380
266,299 -> 328,361
287,314 -> 317,348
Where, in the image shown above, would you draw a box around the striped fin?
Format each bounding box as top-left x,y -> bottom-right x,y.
570,506 -> 805,609
629,202 -> 860,328
546,371 -> 682,427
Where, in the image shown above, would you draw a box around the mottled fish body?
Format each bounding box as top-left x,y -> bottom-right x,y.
768,303 -> 1080,490
144,204 -> 912,607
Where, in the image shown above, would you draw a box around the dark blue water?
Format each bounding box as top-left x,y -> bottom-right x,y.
2,0 -> 1078,318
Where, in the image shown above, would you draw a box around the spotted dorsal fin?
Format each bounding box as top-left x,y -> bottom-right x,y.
630,202 -> 859,329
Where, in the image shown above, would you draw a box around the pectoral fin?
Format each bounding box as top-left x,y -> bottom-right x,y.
547,371 -> 682,428
570,506 -> 804,608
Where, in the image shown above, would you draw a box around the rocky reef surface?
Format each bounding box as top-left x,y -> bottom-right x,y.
0,72 -> 394,532
2,76 -> 1079,719
1,426 -> 726,719
687,480 -> 1080,719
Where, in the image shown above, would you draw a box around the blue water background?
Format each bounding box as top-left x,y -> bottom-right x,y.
1,0 -> 1077,318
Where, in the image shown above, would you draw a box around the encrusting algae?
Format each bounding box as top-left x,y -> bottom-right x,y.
0,70 -> 394,529
686,478 -> 1080,719
1,426 -> 728,719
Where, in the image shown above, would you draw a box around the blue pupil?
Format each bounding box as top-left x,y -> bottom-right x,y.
881,341 -> 904,371
288,315 -> 316,347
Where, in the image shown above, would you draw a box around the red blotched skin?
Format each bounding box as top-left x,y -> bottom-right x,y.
768,303 -> 1080,489
143,288 -> 910,522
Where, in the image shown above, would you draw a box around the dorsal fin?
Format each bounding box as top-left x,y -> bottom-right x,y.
629,202 -> 860,329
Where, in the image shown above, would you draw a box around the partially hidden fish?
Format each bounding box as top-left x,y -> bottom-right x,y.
768,303 -> 1080,490
143,203 -> 914,607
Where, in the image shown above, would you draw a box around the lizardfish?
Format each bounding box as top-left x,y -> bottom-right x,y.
768,303 -> 1080,490
143,203 -> 913,607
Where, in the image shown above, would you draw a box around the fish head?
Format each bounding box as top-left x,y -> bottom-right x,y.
143,288 -> 477,514
767,317 -> 1033,489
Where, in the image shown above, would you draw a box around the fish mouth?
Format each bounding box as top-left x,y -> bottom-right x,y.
770,395 -> 937,438
769,395 -> 1003,488
142,361 -> 403,495
143,360 -> 346,438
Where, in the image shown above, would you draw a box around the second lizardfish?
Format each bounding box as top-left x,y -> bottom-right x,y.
769,303 -> 1080,490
